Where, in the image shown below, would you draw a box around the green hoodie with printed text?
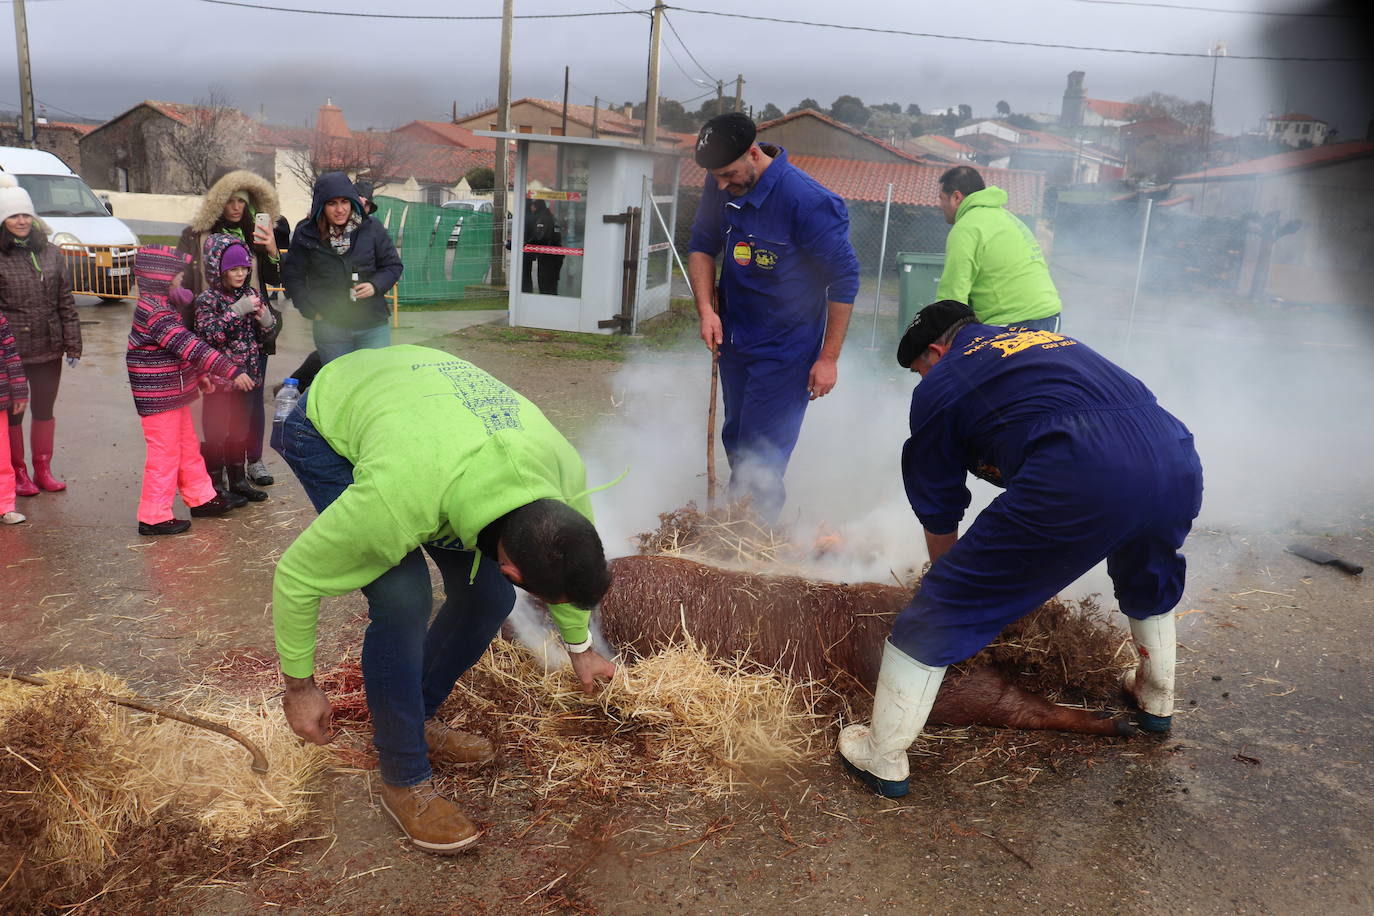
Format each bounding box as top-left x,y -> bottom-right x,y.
272,346 -> 598,678
936,186 -> 1061,326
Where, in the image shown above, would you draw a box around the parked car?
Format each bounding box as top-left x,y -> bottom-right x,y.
441,199 -> 494,214
0,147 -> 139,301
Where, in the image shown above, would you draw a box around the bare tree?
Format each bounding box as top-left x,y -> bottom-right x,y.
163,88 -> 244,193
282,126 -> 422,198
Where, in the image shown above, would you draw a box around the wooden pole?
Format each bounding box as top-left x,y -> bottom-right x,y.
491,0 -> 513,286
644,2 -> 664,146
706,290 -> 720,510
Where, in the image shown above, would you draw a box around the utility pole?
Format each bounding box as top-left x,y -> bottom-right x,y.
643,1 -> 664,146
1200,40 -> 1226,216
715,80 -> 725,116
561,66 -> 570,137
733,74 -> 744,113
492,0 -> 513,286
592,96 -> 599,138
13,0 -> 36,148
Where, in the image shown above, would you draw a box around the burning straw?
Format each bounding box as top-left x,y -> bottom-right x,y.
0,667 -> 329,912
452,636 -> 828,799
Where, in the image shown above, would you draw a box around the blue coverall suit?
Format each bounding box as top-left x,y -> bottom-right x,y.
688,147 -> 860,520
892,324 -> 1204,667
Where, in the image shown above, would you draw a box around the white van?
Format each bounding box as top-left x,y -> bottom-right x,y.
0,147 -> 140,300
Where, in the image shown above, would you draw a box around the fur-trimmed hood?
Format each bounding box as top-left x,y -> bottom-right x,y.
188,169 -> 281,232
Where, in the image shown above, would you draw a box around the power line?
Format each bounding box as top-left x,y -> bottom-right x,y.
663,11 -> 718,83
666,5 -> 1374,61
1067,0 -> 1362,18
192,0 -> 644,20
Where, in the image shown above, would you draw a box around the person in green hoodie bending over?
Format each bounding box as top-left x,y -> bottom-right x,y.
935,166 -> 1062,331
271,345 -> 616,855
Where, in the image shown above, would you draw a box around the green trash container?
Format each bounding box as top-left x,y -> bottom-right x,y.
895,252 -> 945,331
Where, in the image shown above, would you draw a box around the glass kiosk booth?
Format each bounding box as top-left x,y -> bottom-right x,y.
477,132 -> 684,334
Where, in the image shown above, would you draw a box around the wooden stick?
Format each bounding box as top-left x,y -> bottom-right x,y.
706,287 -> 720,511
707,351 -> 719,511
1,670 -> 270,775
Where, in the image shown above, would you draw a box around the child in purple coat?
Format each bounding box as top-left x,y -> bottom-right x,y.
193,234 -> 278,504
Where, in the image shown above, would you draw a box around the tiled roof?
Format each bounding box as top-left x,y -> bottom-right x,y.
1266,112 -> 1325,123
394,145 -> 495,185
898,134 -> 974,162
40,120 -> 96,136
680,154 -> 1043,216
757,108 -> 921,162
1172,140 -> 1374,181
460,97 -> 695,147
396,120 -> 497,150
1084,99 -> 1149,122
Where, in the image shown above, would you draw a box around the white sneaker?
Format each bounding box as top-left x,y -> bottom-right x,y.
1,511 -> 26,525
246,460 -> 274,486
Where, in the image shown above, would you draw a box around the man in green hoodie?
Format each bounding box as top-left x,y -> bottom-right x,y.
935,166 -> 1062,330
271,345 -> 616,855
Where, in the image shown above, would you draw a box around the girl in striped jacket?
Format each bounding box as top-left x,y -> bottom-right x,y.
126,246 -> 252,536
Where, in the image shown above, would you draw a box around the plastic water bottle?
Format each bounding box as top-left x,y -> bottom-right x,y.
270,378 -> 300,453
348,271 -> 360,301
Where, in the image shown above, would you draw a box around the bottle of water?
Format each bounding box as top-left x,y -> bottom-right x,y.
348,271 -> 360,301
270,378 -> 300,453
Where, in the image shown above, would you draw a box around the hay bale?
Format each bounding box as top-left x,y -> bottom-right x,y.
0,668 -> 329,912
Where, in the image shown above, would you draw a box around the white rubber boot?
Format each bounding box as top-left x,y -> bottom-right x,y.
1122,612 -> 1176,732
837,640 -> 946,798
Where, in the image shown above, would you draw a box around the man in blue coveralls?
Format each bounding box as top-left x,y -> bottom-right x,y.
687,113 -> 861,521
839,301 -> 1204,798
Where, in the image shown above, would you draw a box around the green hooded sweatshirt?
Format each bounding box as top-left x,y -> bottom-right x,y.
272,345 -> 597,678
936,186 -> 1061,326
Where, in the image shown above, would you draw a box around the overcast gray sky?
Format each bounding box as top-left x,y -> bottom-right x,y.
6,0 -> 1371,137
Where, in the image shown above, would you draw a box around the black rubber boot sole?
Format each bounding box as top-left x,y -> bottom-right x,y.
139,518 -> 191,536
838,752 -> 909,798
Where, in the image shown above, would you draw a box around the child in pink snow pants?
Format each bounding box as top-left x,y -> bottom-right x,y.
126,246 -> 252,536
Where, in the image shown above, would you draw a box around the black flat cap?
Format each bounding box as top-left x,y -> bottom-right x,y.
896,300 -> 975,368
694,112 -> 757,169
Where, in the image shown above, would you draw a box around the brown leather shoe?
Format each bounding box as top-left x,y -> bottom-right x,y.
378,780 -> 481,854
424,717 -> 495,765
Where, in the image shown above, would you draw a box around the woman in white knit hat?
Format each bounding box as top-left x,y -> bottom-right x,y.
0,173 -> 81,496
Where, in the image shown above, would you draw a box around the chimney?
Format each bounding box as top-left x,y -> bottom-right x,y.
623,104 -> 634,119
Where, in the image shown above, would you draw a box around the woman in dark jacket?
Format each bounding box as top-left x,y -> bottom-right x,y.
282,171 -> 402,364
0,174 -> 80,496
178,168 -> 284,486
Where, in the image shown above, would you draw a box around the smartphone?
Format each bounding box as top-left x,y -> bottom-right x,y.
254,212 -> 271,233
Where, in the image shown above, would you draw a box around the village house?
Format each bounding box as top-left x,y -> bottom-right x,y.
1264,113 -> 1330,149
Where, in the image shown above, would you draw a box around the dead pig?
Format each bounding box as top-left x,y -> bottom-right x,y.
594,555 -> 1133,738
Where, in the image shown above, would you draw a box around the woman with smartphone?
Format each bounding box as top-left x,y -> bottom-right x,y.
178,168 -> 284,487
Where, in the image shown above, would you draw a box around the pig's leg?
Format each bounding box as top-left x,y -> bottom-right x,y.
931,665 -> 1133,736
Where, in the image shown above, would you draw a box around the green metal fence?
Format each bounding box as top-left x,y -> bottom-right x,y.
373,196 -> 499,304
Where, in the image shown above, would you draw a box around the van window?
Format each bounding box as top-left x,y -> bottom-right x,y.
14,174 -> 110,218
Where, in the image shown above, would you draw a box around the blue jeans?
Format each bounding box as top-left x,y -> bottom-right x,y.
1008,314 -> 1061,332
275,393 -> 515,786
312,320 -> 392,365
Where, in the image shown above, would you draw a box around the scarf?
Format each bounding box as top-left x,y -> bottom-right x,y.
326,211 -> 363,256
13,236 -> 41,277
